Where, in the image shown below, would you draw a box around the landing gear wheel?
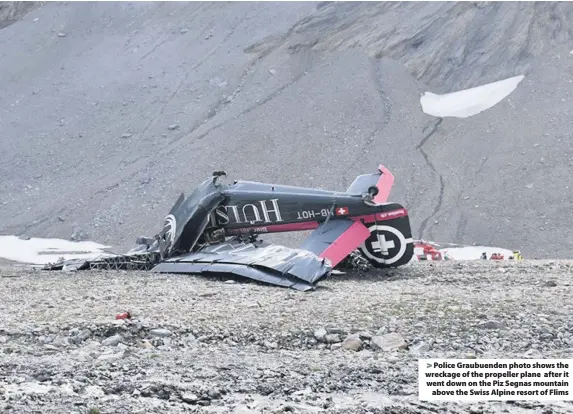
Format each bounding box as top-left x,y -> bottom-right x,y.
357,223 -> 414,268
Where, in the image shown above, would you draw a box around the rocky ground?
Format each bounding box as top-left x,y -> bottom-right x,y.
1,260 -> 573,413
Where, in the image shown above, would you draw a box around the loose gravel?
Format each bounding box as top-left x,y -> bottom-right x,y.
1,260 -> 573,413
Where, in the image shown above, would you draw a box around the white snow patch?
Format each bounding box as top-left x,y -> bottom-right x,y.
420,75 -> 525,118
0,235 -> 112,265
440,246 -> 515,261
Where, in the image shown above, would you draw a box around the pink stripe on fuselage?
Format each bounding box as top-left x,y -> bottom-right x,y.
226,221 -> 319,235
224,207 -> 408,235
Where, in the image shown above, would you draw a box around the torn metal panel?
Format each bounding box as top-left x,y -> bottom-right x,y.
152,260 -> 315,291
151,240 -> 332,290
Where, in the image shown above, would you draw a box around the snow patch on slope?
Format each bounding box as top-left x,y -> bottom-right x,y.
420,75 -> 525,118
0,235 -> 112,265
440,246 -> 515,261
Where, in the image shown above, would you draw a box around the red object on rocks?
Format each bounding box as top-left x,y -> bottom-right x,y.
115,312 -> 131,320
413,241 -> 443,261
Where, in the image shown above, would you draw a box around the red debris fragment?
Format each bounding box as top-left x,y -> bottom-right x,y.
115,312 -> 131,320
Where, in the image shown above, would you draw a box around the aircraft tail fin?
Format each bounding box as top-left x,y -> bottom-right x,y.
345,164 -> 394,204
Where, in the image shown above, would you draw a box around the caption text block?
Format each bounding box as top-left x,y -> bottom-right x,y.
419,359 -> 573,401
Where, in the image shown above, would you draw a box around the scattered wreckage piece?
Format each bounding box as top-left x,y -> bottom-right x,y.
413,240 -> 444,261
44,164 -> 415,290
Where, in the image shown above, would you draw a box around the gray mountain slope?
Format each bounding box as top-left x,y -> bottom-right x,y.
0,1 -> 38,29
0,1 -> 572,258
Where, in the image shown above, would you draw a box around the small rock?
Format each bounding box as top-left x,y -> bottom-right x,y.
371,333 -> 408,351
330,343 -> 342,350
207,388 -> 221,399
411,342 -> 430,354
324,334 -> 341,344
38,335 -> 52,344
57,32 -> 67,37
102,334 -> 122,347
168,124 -> 179,131
180,28 -> 189,34
150,328 -> 172,338
97,352 -> 123,361
544,280 -> 557,287
341,334 -> 362,351
181,393 -> 199,404
313,327 -> 327,342
478,320 -> 505,330
357,331 -> 372,340
51,336 -> 69,347
138,340 -> 153,349
269,68 -> 276,75
71,227 -> 89,242
121,133 -> 133,139
60,384 -> 75,395
70,329 -> 91,344
84,386 -> 105,398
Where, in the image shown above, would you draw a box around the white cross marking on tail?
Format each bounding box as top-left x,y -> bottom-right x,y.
371,234 -> 395,254
337,207 -> 348,215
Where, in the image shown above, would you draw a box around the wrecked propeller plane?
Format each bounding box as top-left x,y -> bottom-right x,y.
45,165 -> 414,290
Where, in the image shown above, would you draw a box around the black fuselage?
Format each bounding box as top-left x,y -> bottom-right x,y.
159,170 -> 413,269
205,180 -> 406,236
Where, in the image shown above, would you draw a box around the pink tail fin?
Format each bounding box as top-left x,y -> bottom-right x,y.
373,164 -> 394,204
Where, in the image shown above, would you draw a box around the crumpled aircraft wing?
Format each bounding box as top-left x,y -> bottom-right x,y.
151,239 -> 332,291
299,219 -> 371,268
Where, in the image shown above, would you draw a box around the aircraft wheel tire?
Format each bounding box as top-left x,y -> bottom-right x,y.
357,223 -> 414,268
